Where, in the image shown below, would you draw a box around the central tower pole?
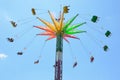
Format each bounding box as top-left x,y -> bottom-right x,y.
54,33 -> 63,80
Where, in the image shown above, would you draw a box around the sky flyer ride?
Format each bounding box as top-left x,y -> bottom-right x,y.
32,6 -> 111,80
7,5 -> 111,80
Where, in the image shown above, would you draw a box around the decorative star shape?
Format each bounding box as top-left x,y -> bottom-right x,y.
34,10 -> 86,43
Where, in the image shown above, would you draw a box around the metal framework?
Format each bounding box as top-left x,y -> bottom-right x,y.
54,33 -> 63,80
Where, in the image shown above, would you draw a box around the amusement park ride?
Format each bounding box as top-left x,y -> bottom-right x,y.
8,6 -> 111,80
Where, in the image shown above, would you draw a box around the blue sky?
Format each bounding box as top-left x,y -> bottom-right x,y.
0,0 -> 120,80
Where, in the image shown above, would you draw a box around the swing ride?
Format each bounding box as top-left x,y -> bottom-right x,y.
6,5 -> 111,80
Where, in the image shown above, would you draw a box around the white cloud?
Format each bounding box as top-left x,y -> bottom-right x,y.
0,53 -> 8,59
